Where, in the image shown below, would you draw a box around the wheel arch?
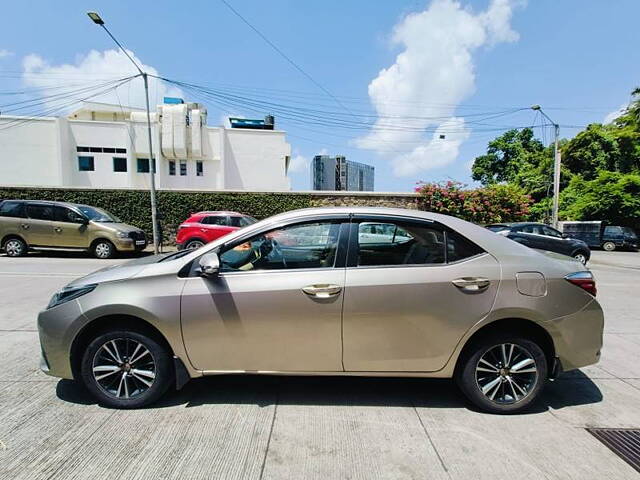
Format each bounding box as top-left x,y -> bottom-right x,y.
453,317 -> 556,379
1,233 -> 27,248
69,314 -> 174,380
90,237 -> 115,249
185,237 -> 207,246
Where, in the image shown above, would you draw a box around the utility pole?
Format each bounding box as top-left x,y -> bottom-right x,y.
88,12 -> 160,254
531,105 -> 561,228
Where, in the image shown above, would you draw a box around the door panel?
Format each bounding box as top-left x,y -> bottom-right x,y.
181,269 -> 345,371
342,254 -> 500,372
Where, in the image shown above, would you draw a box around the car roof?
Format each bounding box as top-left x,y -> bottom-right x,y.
1,199 -> 80,209
192,211 -> 246,216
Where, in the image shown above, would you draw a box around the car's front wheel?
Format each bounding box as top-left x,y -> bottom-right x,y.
80,329 -> 173,408
92,240 -> 115,259
185,239 -> 205,250
457,334 -> 547,414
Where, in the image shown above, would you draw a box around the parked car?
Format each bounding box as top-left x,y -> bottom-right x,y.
486,222 -> 591,264
0,200 -> 146,259
559,221 -> 639,252
175,211 -> 257,250
38,207 -> 603,414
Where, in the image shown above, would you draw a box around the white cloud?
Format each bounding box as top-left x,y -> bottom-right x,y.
21,49 -> 182,113
288,153 -> 310,174
355,0 -> 521,177
603,104 -> 627,124
0,49 -> 13,58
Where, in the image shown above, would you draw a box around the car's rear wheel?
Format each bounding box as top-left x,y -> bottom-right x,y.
185,239 -> 205,250
573,251 -> 588,264
602,241 -> 616,252
3,237 -> 27,257
457,334 -> 547,414
80,329 -> 173,408
92,240 -> 115,259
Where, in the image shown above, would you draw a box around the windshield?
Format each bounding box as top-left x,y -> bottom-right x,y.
76,205 -> 120,222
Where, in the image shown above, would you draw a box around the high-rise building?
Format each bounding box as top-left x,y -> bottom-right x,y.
311,155 -> 374,191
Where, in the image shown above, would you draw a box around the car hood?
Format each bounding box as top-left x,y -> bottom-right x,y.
90,222 -> 144,234
66,252 -> 173,287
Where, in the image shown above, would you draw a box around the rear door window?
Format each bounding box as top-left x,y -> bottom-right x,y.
356,221 -> 445,266
26,204 -> 54,221
201,216 -> 229,226
446,230 -> 484,262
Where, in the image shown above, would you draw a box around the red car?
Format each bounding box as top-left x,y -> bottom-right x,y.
176,211 -> 257,250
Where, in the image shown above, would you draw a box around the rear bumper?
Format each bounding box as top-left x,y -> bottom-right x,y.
544,299 -> 604,372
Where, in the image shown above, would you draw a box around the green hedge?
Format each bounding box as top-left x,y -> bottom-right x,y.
0,188 -> 313,242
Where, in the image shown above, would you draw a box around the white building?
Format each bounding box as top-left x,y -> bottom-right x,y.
0,99 -> 292,191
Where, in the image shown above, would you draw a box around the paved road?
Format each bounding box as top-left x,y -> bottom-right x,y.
1,250 -> 639,479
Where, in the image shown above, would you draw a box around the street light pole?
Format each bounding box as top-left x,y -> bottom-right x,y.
531,105 -> 561,228
87,12 -> 160,254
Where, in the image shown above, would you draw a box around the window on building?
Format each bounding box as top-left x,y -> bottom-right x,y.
169,160 -> 176,176
113,157 -> 127,172
115,148 -> 127,154
196,161 -> 203,176
89,147 -> 102,153
78,156 -> 95,171
137,158 -> 156,173
180,160 -> 187,176
76,146 -> 90,152
103,147 -> 116,154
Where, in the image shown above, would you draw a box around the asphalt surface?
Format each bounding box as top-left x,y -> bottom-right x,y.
1,250 -> 639,479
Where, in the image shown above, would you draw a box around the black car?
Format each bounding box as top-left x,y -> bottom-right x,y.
486,222 -> 591,264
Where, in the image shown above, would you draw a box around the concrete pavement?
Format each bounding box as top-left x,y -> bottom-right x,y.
1,250 -> 639,479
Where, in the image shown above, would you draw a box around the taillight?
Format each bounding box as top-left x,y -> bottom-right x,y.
565,271 -> 597,296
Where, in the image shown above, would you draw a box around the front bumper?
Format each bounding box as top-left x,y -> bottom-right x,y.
114,238 -> 147,252
37,299 -> 85,380
544,298 -> 604,372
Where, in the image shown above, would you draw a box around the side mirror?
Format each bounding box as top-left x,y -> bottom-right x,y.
197,252 -> 220,277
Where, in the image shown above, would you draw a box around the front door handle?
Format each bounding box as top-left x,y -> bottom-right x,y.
302,284 -> 342,298
452,277 -> 490,291
20,223 -> 30,230
54,227 -> 62,233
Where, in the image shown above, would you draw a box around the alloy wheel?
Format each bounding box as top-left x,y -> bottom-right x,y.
574,253 -> 587,264
186,240 -> 205,250
475,343 -> 538,405
92,338 -> 156,399
5,239 -> 24,256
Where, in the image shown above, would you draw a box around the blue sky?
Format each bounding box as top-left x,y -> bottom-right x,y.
1,0 -> 639,191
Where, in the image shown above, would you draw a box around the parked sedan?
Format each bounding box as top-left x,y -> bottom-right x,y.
38,207 -> 603,414
486,222 -> 591,264
175,211 -> 257,250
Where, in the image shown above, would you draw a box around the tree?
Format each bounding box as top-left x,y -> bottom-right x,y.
471,128 -> 547,185
561,171 -> 640,230
561,124 -> 624,180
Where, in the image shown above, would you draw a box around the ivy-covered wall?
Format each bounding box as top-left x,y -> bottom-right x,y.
0,187 -> 418,243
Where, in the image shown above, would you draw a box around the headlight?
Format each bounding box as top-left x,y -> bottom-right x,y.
47,284 -> 97,309
116,231 -> 129,238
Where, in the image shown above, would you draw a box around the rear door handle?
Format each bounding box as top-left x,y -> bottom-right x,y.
302,284 -> 342,298
20,223 -> 30,230
54,227 -> 62,233
452,277 -> 490,291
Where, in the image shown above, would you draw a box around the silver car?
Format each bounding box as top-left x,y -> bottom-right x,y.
38,207 -> 603,414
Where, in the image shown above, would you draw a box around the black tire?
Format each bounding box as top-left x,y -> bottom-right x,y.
80,329 -> 173,408
185,239 -> 206,250
572,251 -> 588,264
602,241 -> 616,252
456,334 -> 547,414
92,239 -> 116,259
3,236 -> 27,257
